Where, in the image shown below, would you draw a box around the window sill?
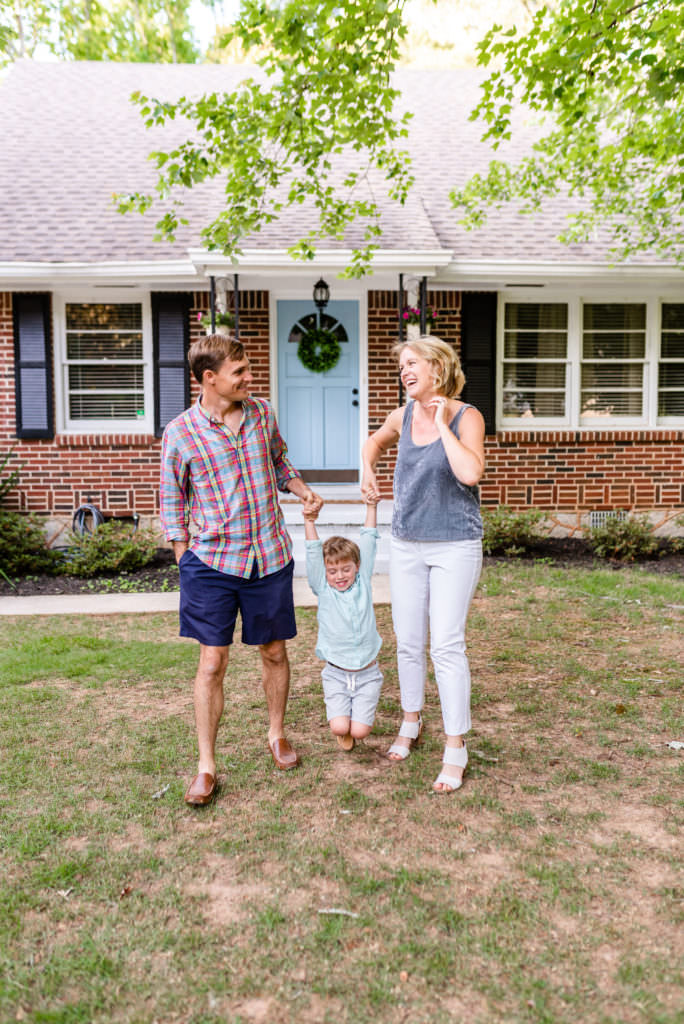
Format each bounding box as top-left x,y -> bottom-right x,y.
495,428 -> 684,443
55,433 -> 159,449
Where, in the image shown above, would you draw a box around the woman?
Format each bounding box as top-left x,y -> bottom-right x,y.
361,336 -> 485,793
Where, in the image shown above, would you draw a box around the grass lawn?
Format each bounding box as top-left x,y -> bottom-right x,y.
1,561 -> 682,1024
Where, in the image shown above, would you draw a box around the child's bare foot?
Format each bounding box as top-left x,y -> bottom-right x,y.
336,732 -> 355,751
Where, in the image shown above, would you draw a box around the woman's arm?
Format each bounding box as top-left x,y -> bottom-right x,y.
432,399 -> 485,486
361,407 -> 403,499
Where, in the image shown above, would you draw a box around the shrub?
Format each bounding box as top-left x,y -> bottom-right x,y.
669,514 -> 684,554
0,509 -> 61,577
482,505 -> 545,556
61,520 -> 160,577
586,512 -> 659,562
0,449 -> 20,505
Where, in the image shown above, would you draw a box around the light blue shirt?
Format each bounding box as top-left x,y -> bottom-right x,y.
306,527 -> 382,670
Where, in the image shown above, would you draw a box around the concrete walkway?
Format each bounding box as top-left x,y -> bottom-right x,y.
0,575 -> 391,616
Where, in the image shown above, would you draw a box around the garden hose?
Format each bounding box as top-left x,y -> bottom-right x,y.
72,503 -> 105,535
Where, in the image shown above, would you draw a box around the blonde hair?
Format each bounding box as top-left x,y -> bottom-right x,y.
188,335 -> 244,384
323,536 -> 360,566
392,336 -> 465,398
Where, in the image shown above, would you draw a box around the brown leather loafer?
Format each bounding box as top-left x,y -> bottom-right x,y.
184,772 -> 217,806
268,737 -> 300,771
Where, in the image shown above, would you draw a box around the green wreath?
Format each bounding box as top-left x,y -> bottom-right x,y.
297,326 -> 341,373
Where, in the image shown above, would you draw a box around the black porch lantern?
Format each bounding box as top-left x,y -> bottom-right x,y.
313,278 -> 330,313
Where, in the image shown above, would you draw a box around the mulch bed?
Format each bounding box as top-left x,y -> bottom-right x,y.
1,539 -> 681,597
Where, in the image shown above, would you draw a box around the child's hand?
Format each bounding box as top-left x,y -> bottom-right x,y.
363,487 -> 380,506
303,507 -> 320,522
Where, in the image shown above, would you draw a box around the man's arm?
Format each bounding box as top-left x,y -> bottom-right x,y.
265,403 -> 304,490
286,475 -> 324,518
172,540 -> 189,564
160,428 -> 191,563
262,400 -> 324,515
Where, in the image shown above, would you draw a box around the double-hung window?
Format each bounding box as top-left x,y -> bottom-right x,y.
660,304 -> 684,419
500,295 -> 684,429
58,297 -> 152,433
502,303 -> 568,421
581,304 -> 645,422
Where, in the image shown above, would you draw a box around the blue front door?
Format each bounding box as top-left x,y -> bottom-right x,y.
277,300 -> 359,482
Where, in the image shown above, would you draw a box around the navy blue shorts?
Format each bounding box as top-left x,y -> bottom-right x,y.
178,551 -> 296,648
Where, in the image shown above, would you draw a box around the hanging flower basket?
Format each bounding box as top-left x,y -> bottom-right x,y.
297,326 -> 341,373
198,311 -> 235,336
401,305 -> 437,341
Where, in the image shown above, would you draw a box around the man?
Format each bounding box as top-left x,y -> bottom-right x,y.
160,334 -> 323,806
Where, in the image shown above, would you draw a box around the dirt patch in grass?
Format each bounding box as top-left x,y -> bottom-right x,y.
2,563 -> 682,1024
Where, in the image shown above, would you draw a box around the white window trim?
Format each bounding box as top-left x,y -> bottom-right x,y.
579,297 -> 648,429
54,291 -> 154,435
657,299 -> 684,425
498,291 -> 571,429
498,288 -> 684,430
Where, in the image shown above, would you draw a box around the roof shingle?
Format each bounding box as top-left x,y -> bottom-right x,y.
0,60 -> 662,266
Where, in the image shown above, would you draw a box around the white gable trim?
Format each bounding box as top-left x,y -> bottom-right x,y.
441,258 -> 684,289
188,248 -> 454,278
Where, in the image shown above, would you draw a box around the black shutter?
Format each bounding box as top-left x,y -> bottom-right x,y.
152,293 -> 191,437
460,292 -> 497,435
13,293 -> 53,439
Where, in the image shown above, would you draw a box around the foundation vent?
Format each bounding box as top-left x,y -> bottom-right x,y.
588,510 -> 629,530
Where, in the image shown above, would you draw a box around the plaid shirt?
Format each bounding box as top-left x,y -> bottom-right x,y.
160,396 -> 300,577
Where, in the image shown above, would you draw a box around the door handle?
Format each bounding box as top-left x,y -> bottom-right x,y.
352,388 -> 359,395
352,399 -> 359,407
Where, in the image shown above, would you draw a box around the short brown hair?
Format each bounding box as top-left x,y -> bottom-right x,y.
188,334 -> 245,384
323,536 -> 360,566
392,336 -> 466,397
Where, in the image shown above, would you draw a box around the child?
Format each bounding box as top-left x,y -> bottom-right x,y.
304,494 -> 383,751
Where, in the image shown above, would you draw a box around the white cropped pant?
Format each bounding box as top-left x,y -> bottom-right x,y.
390,536 -> 482,737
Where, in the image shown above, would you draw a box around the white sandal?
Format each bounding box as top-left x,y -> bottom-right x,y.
386,715 -> 423,760
433,744 -> 467,792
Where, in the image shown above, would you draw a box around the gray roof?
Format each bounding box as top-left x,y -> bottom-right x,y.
0,60 -> 655,265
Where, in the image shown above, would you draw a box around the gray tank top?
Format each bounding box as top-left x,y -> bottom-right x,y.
392,401 -> 483,541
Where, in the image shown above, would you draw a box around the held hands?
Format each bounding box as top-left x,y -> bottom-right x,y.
361,471 -> 379,504
301,490 -> 323,521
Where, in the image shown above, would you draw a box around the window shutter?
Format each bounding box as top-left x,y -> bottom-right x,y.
460,292 -> 497,434
152,293 -> 191,437
13,293 -> 53,439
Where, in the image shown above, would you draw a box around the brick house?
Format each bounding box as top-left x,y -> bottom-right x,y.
1,60 -> 682,546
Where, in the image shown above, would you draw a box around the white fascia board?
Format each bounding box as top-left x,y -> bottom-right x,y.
438,258 -> 684,288
188,248 -> 453,277
0,260 -> 200,288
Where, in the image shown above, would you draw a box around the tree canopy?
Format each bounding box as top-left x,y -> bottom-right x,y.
451,0 -> 684,264
117,0 -> 414,278
0,0 -> 204,65
120,0 -> 684,274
